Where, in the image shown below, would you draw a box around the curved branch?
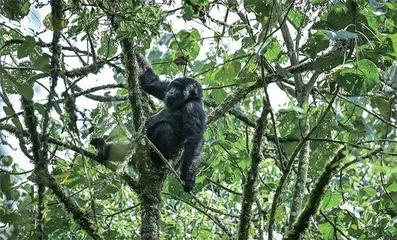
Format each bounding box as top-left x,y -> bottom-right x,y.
238,56 -> 270,240
285,147 -> 382,239
268,87 -> 339,237
165,192 -> 232,237
207,49 -> 351,125
46,173 -> 103,240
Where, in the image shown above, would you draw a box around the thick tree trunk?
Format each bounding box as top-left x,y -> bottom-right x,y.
289,126 -> 310,225
237,63 -> 270,239
289,92 -> 311,226
138,163 -> 167,240
140,195 -> 161,239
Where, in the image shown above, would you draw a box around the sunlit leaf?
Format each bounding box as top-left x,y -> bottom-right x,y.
321,193 -> 342,209
386,182 -> 397,192
55,171 -> 71,185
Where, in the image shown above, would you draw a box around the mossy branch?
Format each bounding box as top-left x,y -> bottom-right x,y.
238,56 -> 271,240
285,147 -> 382,239
46,174 -> 103,240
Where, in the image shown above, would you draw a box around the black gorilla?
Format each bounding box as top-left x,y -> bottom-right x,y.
91,54 -> 206,192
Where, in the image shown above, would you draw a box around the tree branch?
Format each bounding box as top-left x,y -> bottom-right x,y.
238,56 -> 270,240
285,147 -> 382,239
268,87 -> 339,237
45,174 -> 103,240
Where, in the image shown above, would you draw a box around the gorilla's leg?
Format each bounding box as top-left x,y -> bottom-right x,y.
90,138 -> 131,162
147,122 -> 180,164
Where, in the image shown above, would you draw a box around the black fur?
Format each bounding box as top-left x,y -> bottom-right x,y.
91,55 -> 206,192
90,138 -> 109,162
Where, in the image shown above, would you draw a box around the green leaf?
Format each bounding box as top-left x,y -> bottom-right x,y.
213,61 -> 241,84
34,103 -> 46,116
363,187 -> 377,197
274,205 -> 285,223
167,176 -> 184,196
289,10 -> 309,28
386,182 -> 397,192
97,183 -> 119,199
98,32 -> 117,58
17,36 -> 36,59
33,54 -> 51,71
312,0 -> 327,5
318,222 -> 334,239
383,34 -> 397,57
11,117 -> 23,132
182,5 -> 195,21
385,3 -> 396,9
0,0 -> 31,21
0,173 -> 12,195
200,62 -> 216,80
224,132 -> 240,142
213,89 -> 227,103
264,40 -> 282,61
3,106 -> 14,115
302,31 -> 329,58
0,156 -> 13,166
326,6 -> 350,30
195,175 -> 206,184
336,59 -> 379,95
321,193 -> 342,209
244,0 -> 272,20
9,189 -> 20,201
313,51 -> 345,72
15,84 -> 34,100
173,29 -> 201,60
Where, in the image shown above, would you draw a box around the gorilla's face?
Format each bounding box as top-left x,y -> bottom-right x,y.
165,82 -> 184,109
165,77 -> 203,109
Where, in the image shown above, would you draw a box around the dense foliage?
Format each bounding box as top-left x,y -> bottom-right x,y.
0,0 -> 396,239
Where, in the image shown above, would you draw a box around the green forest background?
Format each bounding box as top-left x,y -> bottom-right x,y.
0,0 -> 396,239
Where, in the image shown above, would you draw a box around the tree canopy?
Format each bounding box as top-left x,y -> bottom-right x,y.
0,0 -> 396,239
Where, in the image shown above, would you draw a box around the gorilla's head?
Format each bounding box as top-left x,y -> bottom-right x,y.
164,77 -> 203,109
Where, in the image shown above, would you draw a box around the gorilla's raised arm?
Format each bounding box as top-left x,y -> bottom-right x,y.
136,54 -> 169,100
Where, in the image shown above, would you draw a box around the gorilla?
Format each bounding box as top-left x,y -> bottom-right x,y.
91,54 -> 206,192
